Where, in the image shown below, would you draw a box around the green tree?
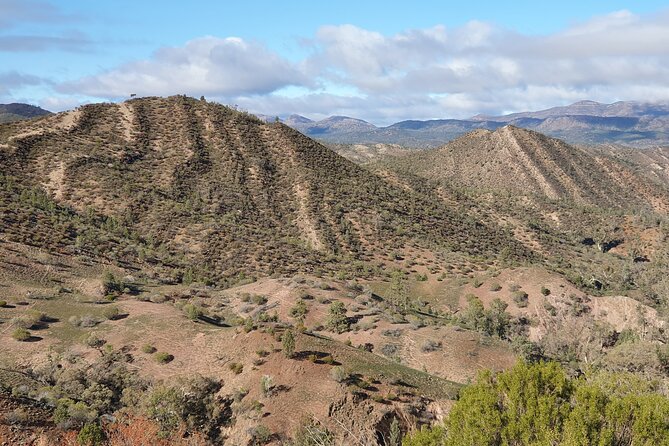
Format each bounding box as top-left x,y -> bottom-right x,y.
77,422 -> 105,445
402,425 -> 445,446
289,299 -> 308,321
282,330 -> 296,358
326,301 -> 349,333
389,417 -> 402,446
405,362 -> 669,446
389,270 -> 409,313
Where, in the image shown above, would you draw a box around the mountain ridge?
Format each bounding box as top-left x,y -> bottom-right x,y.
272,100 -> 669,148
0,103 -> 51,123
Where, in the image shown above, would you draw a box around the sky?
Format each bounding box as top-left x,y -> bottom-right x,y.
2,0 -> 669,124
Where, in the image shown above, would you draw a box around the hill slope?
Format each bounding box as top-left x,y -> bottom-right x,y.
0,103 -> 51,123
0,96 -> 529,285
378,125 -> 669,211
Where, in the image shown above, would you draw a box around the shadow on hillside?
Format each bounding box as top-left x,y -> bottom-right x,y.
294,350 -> 341,365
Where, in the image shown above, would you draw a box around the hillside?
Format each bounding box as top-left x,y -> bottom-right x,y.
2,97 -> 669,445
377,125 -> 669,211
0,103 -> 51,123
0,95 -> 529,285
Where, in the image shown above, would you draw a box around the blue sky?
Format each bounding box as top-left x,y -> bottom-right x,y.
2,0 -> 669,123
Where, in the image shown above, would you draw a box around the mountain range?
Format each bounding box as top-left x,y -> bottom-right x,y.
273,100 -> 669,148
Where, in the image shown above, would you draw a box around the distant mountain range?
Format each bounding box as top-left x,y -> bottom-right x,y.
266,100 -> 669,148
0,103 -> 51,123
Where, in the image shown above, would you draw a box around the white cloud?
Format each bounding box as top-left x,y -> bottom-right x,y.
47,8 -> 669,123
58,36 -> 309,98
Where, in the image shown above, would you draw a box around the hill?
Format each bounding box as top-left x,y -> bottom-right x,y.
0,95 -> 529,285
0,103 -> 51,123
376,125 -> 669,211
2,96 -> 669,444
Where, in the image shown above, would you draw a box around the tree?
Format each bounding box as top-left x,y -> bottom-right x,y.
403,362 -> 669,445
77,422 -> 105,445
326,301 -> 349,333
289,299 -> 308,322
389,417 -> 401,446
282,330 -> 296,358
485,298 -> 510,338
402,425 -> 445,446
389,270 -> 409,313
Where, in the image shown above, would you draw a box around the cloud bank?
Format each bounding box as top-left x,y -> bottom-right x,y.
46,9 -> 669,122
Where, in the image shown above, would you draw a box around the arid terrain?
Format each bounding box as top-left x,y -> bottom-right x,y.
1,96 -> 669,445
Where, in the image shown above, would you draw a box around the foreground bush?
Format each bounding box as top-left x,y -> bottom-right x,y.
403,361 -> 669,445
12,327 -> 31,341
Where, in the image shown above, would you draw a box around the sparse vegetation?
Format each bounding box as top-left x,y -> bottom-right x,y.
512,290 -> 529,308
154,352 -> 174,364
12,327 -> 31,341
229,362 -> 244,374
282,330 -> 296,358
141,344 -> 156,354
326,301 -> 349,333
3,95 -> 669,444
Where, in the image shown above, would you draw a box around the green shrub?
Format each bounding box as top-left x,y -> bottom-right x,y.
77,422 -> 105,445
12,327 -> 31,341
282,330 -> 296,358
289,299 -> 308,320
84,334 -> 105,348
249,424 -> 272,445
251,294 -> 268,305
183,303 -> 203,321
260,375 -> 274,397
0,300 -> 7,307
420,340 -> 442,353
141,344 -> 156,354
330,366 -> 348,383
412,361 -> 669,446
512,291 -> 529,308
541,287 -> 551,296
489,282 -> 502,292
154,352 -> 173,364
229,362 -> 243,374
102,305 -> 120,320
